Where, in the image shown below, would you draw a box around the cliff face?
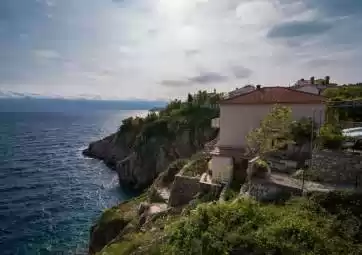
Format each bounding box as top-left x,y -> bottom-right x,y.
84,125 -> 217,189
83,133 -> 129,169
83,94 -> 221,189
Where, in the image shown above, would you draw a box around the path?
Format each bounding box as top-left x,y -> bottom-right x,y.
269,173 -> 357,192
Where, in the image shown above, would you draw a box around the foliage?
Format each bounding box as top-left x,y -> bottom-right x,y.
129,93 -> 221,153
223,188 -> 239,201
117,90 -> 222,153
308,191 -> 362,242
155,159 -> 190,187
181,153 -> 211,177
255,158 -> 268,169
290,117 -> 316,145
163,197 -> 362,255
323,84 -> 362,122
98,193 -> 147,226
323,84 -> 362,101
318,123 -> 345,149
247,105 -> 293,156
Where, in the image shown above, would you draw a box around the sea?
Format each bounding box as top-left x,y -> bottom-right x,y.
0,98 -> 160,255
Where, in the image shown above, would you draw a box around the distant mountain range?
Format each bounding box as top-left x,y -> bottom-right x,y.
0,90 -> 166,112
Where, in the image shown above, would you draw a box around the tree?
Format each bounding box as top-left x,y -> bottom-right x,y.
246,105 -> 293,156
290,117 -> 315,145
187,93 -> 193,104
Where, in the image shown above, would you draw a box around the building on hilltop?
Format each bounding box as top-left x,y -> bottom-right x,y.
292,76 -> 336,95
209,85 -> 326,183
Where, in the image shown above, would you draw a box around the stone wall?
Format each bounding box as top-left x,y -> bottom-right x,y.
240,178 -> 301,202
309,150 -> 362,185
168,175 -> 200,207
199,181 -> 222,199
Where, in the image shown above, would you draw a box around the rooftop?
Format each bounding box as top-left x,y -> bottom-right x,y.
220,86 -> 326,105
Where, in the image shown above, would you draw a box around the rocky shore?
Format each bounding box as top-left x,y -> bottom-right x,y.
83,95 -> 219,190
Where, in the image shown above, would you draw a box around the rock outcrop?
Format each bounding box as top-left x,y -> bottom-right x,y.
83,133 -> 129,169
89,216 -> 129,254
84,123 -> 217,190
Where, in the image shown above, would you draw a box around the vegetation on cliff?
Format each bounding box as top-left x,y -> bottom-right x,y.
116,90 -> 222,152
92,191 -> 362,255
88,83 -> 362,255
164,193 -> 362,255
85,90 -> 221,189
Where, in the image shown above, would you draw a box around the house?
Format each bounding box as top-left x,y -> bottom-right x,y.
227,85 -> 255,98
209,85 -> 326,183
292,76 -> 336,95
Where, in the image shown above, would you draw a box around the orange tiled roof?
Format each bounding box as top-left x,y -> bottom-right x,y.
220,86 -> 325,105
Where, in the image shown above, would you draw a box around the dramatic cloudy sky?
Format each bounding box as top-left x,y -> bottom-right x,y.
1,0 -> 362,99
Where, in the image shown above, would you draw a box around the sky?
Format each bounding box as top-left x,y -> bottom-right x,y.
1,0 -> 362,100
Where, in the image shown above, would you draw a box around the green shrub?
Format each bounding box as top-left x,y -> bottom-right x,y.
156,159 -> 189,187
162,198 -> 361,255
290,117 -> 316,145
223,188 -> 238,201
318,124 -> 345,149
251,159 -> 270,179
181,153 -> 211,177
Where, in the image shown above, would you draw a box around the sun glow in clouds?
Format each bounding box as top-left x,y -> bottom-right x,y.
1,0 -> 362,100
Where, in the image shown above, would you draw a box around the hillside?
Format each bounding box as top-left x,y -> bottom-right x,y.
83,91 -> 222,189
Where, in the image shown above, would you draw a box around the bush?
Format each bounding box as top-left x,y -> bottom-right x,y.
163,198 -> 361,255
181,153 -> 211,177
223,188 -> 239,201
318,124 -> 345,149
250,159 -> 270,179
290,117 -> 316,144
156,159 -> 189,187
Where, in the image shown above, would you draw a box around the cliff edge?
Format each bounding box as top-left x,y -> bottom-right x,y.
83,91 -> 222,189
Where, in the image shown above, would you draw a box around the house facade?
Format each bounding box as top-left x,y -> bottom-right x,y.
209,86 -> 326,183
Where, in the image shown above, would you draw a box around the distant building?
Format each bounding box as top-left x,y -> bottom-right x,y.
227,85 -> 255,98
292,76 -> 336,95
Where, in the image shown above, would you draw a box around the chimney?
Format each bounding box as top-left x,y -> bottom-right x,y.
310,76 -> 315,85
256,85 -> 261,90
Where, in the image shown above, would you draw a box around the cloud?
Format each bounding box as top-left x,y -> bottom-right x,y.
305,58 -> 335,67
33,49 -> 61,59
161,79 -> 190,87
2,0 -> 362,100
184,49 -> 200,57
303,0 -> 362,17
36,0 -> 55,7
161,71 -> 228,87
230,66 -> 252,79
188,72 -> 228,84
267,20 -> 333,38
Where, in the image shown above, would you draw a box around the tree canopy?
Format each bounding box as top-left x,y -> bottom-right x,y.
246,105 -> 293,156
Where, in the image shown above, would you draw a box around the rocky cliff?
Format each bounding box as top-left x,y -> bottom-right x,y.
84,125 -> 217,189
83,91 -> 221,189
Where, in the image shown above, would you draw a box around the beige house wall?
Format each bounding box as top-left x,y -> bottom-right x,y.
209,156 -> 233,183
217,103 -> 325,148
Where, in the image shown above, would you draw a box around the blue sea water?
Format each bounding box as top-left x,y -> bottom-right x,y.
0,99 -> 152,255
